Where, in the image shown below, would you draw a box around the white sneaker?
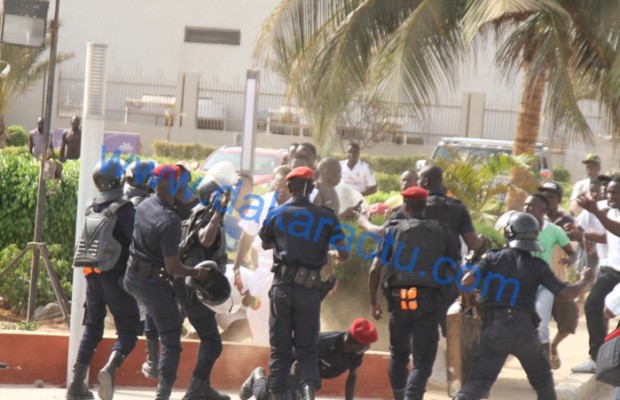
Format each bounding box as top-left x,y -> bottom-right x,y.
571,358 -> 597,373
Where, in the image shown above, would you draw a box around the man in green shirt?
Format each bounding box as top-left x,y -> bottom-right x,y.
523,193 -> 577,362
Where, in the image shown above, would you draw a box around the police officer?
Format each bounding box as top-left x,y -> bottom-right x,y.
66,159 -> 141,400
123,159 -> 156,206
259,166 -> 349,400
124,164 -> 212,400
453,212 -> 594,400
169,167 -> 234,400
368,186 -> 460,400
418,165 -> 486,330
239,318 -> 378,400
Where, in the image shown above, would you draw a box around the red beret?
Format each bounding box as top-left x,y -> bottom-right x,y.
286,166 -> 314,181
400,186 -> 428,200
153,164 -> 181,180
349,318 -> 378,345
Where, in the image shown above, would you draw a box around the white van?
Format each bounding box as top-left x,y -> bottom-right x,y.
426,137 -> 552,178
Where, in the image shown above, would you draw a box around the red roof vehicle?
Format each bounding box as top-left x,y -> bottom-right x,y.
199,146 -> 287,185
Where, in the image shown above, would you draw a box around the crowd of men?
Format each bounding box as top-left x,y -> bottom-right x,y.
64,141 -> 620,400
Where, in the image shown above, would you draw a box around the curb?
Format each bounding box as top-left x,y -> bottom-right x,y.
556,372 -> 612,400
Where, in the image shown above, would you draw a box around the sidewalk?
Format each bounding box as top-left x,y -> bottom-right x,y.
0,315 -> 615,399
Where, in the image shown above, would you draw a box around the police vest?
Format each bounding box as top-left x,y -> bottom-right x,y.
180,205 -> 227,272
383,219 -> 448,289
425,195 -> 464,249
73,199 -> 129,272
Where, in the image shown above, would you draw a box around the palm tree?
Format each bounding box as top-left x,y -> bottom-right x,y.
254,0 -> 464,154
255,1 -> 620,196
434,151 -> 534,223
464,1 -> 620,208
0,41 -> 73,147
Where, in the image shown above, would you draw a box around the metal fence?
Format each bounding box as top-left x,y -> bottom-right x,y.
56,69 -> 609,147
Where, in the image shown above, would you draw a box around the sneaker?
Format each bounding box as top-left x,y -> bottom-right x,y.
571,358 -> 596,373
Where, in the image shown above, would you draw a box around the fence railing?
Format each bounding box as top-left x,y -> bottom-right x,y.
57,69 -> 609,149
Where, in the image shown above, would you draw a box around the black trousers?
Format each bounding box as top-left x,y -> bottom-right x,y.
77,271 -> 141,365
585,266 -> 620,359
173,278 -> 223,380
388,295 -> 439,400
455,316 -> 556,400
268,283 -> 321,394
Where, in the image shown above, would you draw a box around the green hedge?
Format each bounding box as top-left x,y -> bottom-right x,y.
333,153 -> 427,175
6,125 -> 28,147
151,140 -> 218,161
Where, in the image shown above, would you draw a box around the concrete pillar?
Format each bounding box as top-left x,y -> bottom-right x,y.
458,92 -> 486,138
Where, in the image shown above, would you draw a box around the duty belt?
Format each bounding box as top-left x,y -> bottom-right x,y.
272,262 -> 322,290
482,306 -> 533,322
128,256 -> 170,283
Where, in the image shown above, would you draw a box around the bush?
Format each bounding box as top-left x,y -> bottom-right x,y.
366,190 -> 399,205
330,153 -> 427,175
553,165 -> 571,183
6,125 -> 28,147
152,141 -> 218,161
374,172 -> 400,192
0,244 -> 72,313
0,146 -> 29,156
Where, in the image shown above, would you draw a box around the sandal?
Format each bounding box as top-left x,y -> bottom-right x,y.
551,351 -> 561,370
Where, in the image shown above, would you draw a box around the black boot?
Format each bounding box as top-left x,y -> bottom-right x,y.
142,338 -> 159,379
270,393 -> 289,400
393,389 -> 405,400
239,367 -> 265,400
202,377 -> 231,400
66,362 -> 94,400
182,377 -> 207,400
300,384 -> 315,400
98,350 -> 124,400
155,380 -> 173,400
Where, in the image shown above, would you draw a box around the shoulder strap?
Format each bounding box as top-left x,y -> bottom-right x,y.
102,199 -> 130,218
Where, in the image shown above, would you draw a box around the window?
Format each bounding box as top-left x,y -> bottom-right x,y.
185,27 -> 240,45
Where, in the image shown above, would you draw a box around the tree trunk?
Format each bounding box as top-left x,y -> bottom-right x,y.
505,67 -> 546,211
0,114 -> 6,148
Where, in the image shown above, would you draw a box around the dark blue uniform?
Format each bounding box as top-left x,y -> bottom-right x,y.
124,194 -> 185,387
259,196 -> 343,395
379,214 -> 459,400
76,200 -> 141,365
455,248 -> 567,400
172,206 -> 226,385
250,332 -> 364,400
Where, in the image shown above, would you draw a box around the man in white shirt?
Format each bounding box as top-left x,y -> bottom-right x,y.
340,142 -> 377,196
569,153 -> 602,215
572,176 -> 620,373
232,166 -> 292,344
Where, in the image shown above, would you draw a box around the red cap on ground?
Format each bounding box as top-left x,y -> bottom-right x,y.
153,164 -> 181,180
400,186 -> 428,201
349,318 -> 378,345
286,166 -> 314,181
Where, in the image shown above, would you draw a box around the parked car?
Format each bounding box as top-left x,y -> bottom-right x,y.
199,146 -> 287,185
419,137 -> 553,178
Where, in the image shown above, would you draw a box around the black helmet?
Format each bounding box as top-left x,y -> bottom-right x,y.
124,159 -> 156,190
93,159 -> 124,202
502,211 -> 543,252
185,260 -> 231,307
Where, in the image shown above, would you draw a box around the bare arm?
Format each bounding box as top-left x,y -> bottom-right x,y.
198,212 -> 223,248
559,243 -> 577,266
555,268 -> 594,301
462,231 -> 484,252
578,194 -> 620,236
59,134 -> 67,162
356,213 -> 384,235
233,230 -> 257,270
584,230 -> 607,244
361,184 -> 377,197
368,257 -> 383,320
344,368 -> 358,400
163,255 -> 201,278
